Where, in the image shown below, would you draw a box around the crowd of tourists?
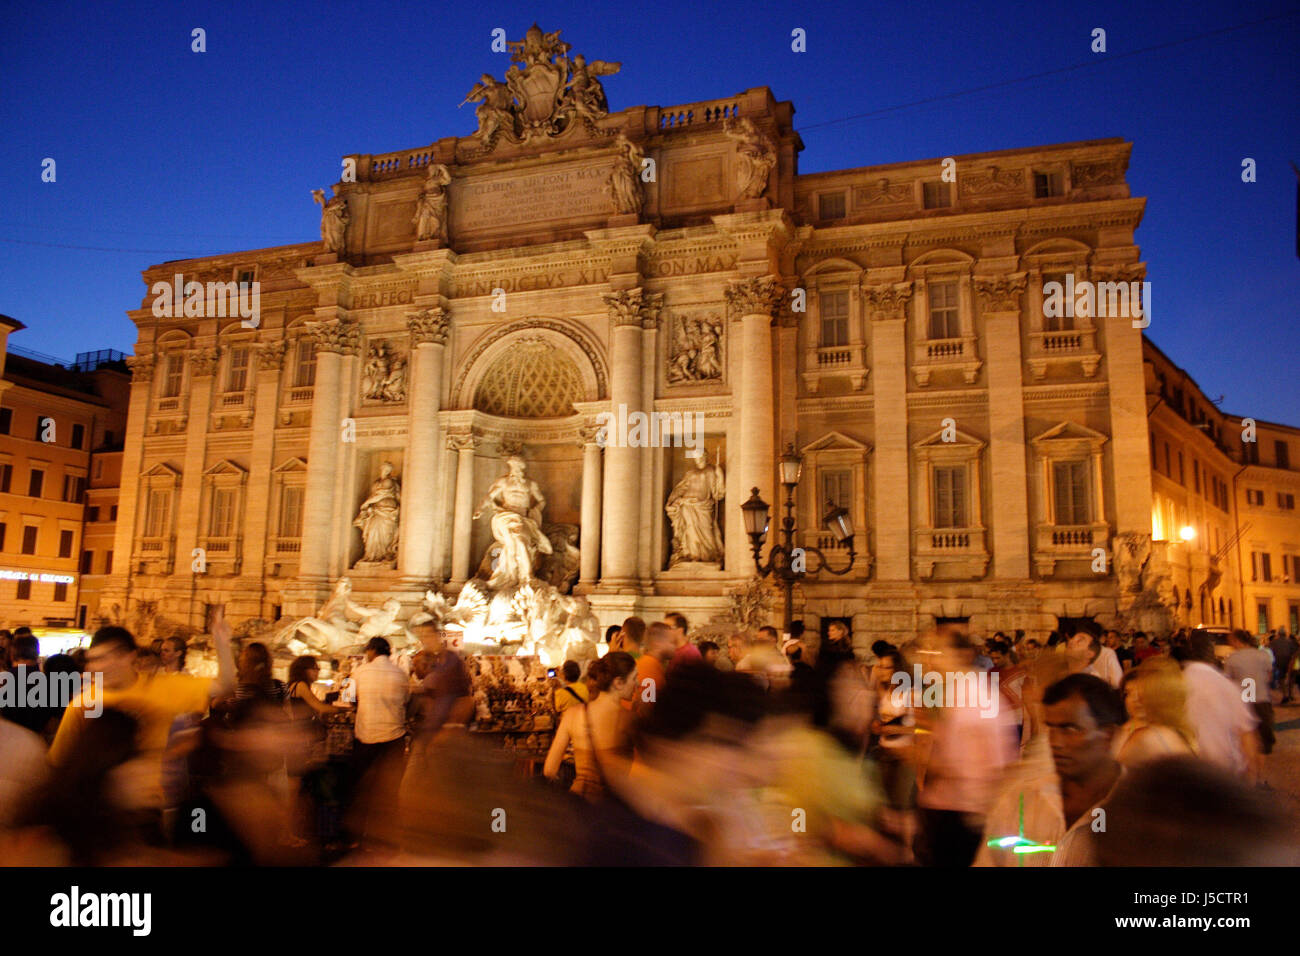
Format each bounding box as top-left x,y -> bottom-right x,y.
0,613 -> 1293,865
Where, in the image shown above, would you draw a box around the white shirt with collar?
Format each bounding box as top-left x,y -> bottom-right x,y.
1182,660 -> 1256,775
352,654 -> 411,744
1086,646 -> 1124,688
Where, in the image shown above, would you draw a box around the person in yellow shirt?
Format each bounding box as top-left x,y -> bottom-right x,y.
553,660 -> 589,715
49,607 -> 237,812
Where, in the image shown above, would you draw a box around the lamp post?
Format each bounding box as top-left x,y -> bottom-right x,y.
740,444 -> 858,633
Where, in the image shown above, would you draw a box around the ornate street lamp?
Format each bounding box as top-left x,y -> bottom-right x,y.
741,443 -> 858,632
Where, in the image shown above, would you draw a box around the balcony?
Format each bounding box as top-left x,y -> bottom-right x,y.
201,536 -> 242,574
802,344 -> 868,392
285,386 -> 314,405
913,526 -> 989,579
912,336 -> 981,386
1027,325 -> 1100,379
135,535 -> 175,574
218,391 -> 248,409
273,537 -> 302,554
1034,522 -> 1110,576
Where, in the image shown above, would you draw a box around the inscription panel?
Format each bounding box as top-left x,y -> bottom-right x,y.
450,161 -> 614,235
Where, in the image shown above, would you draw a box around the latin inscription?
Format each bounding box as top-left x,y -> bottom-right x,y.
451,163 -> 613,234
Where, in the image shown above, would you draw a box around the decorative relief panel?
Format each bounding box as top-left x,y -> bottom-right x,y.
666,310 -> 724,385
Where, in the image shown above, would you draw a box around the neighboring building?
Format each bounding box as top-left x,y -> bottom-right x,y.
1144,337 -> 1300,635
0,320 -> 129,629
102,27 -> 1161,646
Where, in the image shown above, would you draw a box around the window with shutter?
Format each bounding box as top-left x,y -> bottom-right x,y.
1053,460 -> 1091,525
293,340 -> 316,388
928,281 -> 960,339
933,466 -> 967,528
162,354 -> 184,397
226,346 -> 249,393
146,489 -> 171,538
819,292 -> 849,348
210,488 -> 236,538
279,486 -> 304,537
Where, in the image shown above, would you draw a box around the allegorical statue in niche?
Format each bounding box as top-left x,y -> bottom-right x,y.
462,73 -> 517,143
606,134 -> 644,216
473,456 -> 553,590
666,450 -> 726,567
353,462 -> 401,566
723,117 -> 777,200
361,341 -> 406,403
312,188 -> 350,253
413,164 -> 452,243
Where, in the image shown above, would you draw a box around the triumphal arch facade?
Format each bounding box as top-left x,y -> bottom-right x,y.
101,25 -> 1154,645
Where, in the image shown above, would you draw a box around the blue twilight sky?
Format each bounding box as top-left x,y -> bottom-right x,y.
0,0 -> 1296,421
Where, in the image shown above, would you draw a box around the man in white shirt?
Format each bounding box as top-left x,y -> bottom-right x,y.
1178,632 -> 1259,781
1067,631 -> 1122,688
349,636 -> 410,848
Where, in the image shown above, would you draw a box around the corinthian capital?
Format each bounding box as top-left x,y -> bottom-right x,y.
446,432 -> 479,453
860,280 -> 914,321
603,288 -> 662,329
973,272 -> 1027,313
189,348 -> 219,377
304,317 -> 361,355
125,353 -> 155,383
724,275 -> 785,317
257,340 -> 287,370
409,307 -> 450,346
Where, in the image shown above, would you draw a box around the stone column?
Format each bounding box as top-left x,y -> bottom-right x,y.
448,434 -> 478,587
724,276 -> 783,570
104,354 -> 155,595
864,280 -> 915,581
241,341 -> 286,596
173,346 -> 218,619
600,289 -> 660,586
1095,264 -> 1154,541
976,273 -> 1031,580
579,426 -> 604,586
298,317 -> 357,581
399,308 -> 450,583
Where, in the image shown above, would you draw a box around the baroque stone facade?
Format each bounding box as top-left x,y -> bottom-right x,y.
99,29 -> 1170,646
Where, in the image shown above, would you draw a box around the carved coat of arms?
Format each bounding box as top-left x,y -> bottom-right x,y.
460,24 -> 621,154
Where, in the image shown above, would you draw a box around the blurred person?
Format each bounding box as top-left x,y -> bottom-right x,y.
49,615 -> 236,818
0,713 -> 48,828
1176,631 -> 1259,781
348,635 -> 410,850
408,623 -> 472,749
972,638 -> 993,672
160,635 -> 188,674
634,622 -> 673,721
726,632 -> 749,668
988,640 -> 1027,738
666,612 -> 700,671
37,653 -> 80,742
553,659 -> 589,715
699,640 -> 721,667
1131,633 -> 1158,665
134,647 -> 161,677
0,634 -> 51,736
867,648 -> 918,830
1112,657 -> 1196,768
976,673 -> 1124,866
0,629 -> 11,670
283,654 -> 341,846
1066,630 -> 1122,688
1224,628 -> 1276,755
604,624 -> 620,646
544,651 -> 637,800
914,628 -> 1018,867
812,620 -> 856,723
735,631 -> 789,693
231,641 -> 284,705
1090,756 -> 1299,866
781,633 -> 816,704
1269,628 -> 1296,701
611,616 -> 645,657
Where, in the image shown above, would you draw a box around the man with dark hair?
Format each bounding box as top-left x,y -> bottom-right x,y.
349,633 -> 410,848
666,611 -> 701,672
1269,628 -> 1297,702
1066,630 -> 1122,688
553,659 -> 588,714
976,673 -> 1123,866
48,614 -> 236,821
698,641 -> 720,667
0,634 -> 46,735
